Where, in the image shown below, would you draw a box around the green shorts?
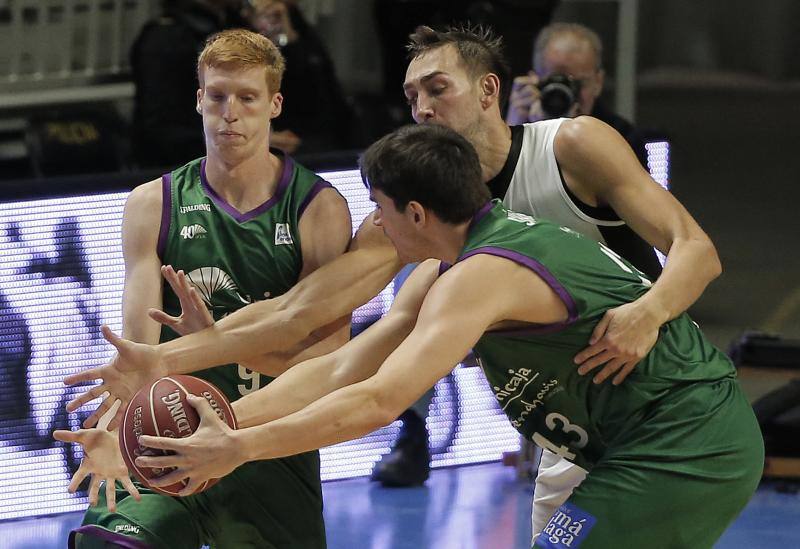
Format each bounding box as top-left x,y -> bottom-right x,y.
535,379 -> 764,549
71,452 -> 326,549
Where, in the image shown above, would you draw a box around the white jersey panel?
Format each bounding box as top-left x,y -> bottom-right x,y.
502,119 -> 625,245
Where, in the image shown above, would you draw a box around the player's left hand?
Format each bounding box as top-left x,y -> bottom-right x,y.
573,301 -> 662,385
135,395 -> 243,495
148,265 -> 214,336
52,426 -> 140,512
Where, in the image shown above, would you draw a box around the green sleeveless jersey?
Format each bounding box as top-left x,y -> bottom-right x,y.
157,154 -> 332,402
459,201 -> 736,471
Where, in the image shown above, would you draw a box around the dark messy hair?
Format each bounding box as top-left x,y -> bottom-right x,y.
360,124 -> 490,224
407,23 -> 512,112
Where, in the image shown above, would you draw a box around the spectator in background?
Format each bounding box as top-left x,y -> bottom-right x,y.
130,0 -> 244,168
244,0 -> 354,155
373,1 -> 558,124
506,22 -> 648,166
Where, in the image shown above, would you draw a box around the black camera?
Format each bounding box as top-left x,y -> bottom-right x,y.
538,74 -> 582,118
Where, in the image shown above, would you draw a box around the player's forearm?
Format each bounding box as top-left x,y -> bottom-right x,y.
235,380 -> 394,461
159,248 -> 400,374
280,246 -> 402,312
231,310 -> 416,428
231,352 -> 348,428
637,235 -> 721,323
238,316 -> 350,376
157,301 -> 311,374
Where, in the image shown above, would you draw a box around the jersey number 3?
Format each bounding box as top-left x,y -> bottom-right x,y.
532,412 -> 589,461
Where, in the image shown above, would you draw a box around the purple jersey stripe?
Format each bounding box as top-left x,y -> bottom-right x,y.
157,173 -> 172,261
69,525 -> 155,549
469,201 -> 495,231
298,178 -> 335,219
199,152 -> 294,223
458,246 -> 579,335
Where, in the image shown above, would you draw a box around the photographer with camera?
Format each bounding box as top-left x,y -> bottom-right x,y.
506,22 -> 648,166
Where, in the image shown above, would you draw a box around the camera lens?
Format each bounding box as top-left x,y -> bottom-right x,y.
538,74 -> 581,118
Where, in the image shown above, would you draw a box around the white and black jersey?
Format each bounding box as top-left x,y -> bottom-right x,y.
487,119 -> 663,280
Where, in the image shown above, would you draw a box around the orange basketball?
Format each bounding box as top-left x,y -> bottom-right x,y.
119,375 -> 237,496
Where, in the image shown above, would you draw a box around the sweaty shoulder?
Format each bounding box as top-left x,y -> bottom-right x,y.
554,116 -> 638,204
553,116 -> 612,156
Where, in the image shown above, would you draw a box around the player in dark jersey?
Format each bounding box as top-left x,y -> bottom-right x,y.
131,124 -> 761,549
54,29 -> 353,548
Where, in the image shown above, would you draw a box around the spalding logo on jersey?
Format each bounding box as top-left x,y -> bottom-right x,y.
274,223 -> 293,246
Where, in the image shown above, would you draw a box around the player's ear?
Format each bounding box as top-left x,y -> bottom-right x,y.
480,73 -> 500,109
196,89 -> 203,114
269,92 -> 283,119
407,201 -> 426,225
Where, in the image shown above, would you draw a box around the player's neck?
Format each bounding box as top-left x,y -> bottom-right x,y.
473,116 -> 513,183
204,150 -> 281,213
425,219 -> 472,264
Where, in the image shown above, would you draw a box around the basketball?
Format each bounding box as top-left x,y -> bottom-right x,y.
119,375 -> 237,496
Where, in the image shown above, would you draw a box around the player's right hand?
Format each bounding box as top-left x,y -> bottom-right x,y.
506,72 -> 544,126
64,326 -> 166,430
148,265 -> 214,336
52,427 -> 141,512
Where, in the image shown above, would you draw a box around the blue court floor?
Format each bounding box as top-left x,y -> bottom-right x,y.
1,462 -> 798,548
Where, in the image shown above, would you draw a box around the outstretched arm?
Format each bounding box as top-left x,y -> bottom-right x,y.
65,214 -> 402,427
157,214 -> 401,373
557,117 -> 721,384
135,255 -> 567,491
232,259 -> 442,429
225,185 -> 353,376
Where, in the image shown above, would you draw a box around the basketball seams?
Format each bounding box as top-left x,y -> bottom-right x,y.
120,375 -> 236,497
120,396 -> 150,486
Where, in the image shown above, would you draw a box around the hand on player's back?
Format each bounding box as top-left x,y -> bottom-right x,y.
574,300 -> 662,385
64,326 -> 167,430
52,426 -> 140,512
148,265 -> 214,336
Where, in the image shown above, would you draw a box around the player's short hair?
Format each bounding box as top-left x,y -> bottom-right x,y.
407,24 -> 512,111
197,28 -> 285,92
360,124 -> 490,224
533,22 -> 604,73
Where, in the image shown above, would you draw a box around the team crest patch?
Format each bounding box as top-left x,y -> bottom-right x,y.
275,223 -> 293,245
535,502 -> 597,548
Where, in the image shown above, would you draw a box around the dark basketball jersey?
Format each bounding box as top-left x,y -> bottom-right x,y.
158,154 -> 330,401
457,201 -> 735,471
156,153 -> 331,547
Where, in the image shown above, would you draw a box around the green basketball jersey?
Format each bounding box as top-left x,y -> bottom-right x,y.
157,155 -> 331,400
459,201 -> 736,471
